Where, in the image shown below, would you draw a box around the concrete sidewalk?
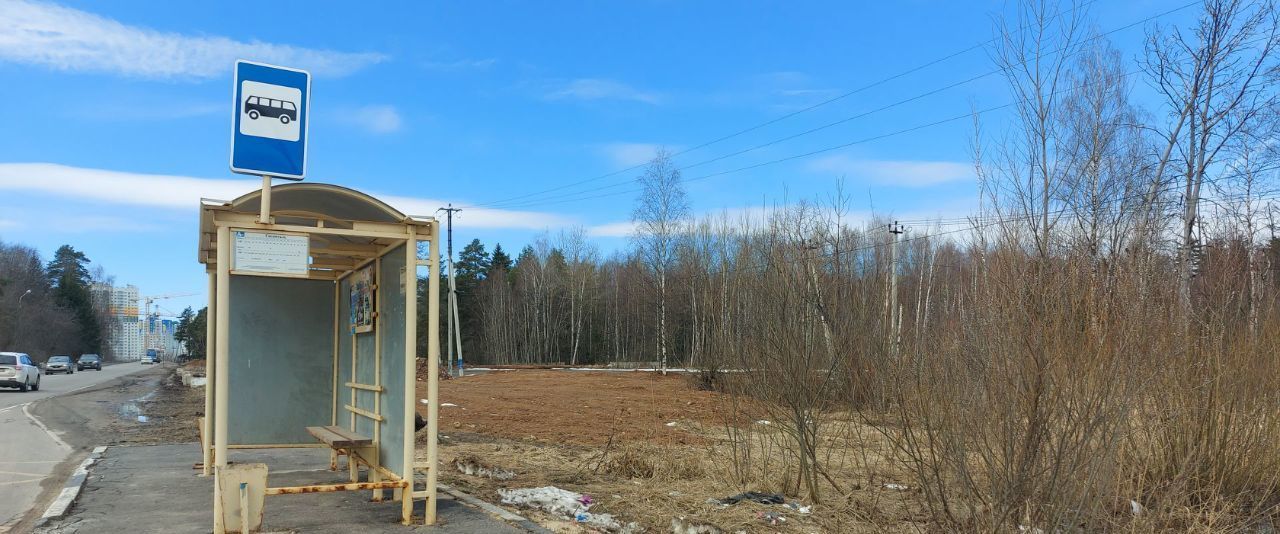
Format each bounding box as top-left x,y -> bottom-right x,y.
36,444 -> 528,533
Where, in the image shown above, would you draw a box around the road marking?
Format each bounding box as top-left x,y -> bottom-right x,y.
0,403 -> 29,414
0,461 -> 60,465
0,478 -> 43,487
21,404 -> 71,452
0,470 -> 45,478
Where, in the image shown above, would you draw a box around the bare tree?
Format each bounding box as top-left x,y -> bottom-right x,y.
1145,0 -> 1280,310
558,227 -> 598,365
632,148 -> 690,373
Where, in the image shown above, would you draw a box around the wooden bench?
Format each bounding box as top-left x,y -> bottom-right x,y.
306,425 -> 373,448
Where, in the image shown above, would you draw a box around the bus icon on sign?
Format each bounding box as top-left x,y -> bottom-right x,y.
238,80 -> 301,142
244,96 -> 297,124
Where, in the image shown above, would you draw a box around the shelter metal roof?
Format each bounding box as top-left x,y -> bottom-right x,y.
198,183 -> 434,273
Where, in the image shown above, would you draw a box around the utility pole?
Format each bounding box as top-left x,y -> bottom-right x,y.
437,205 -> 464,377
888,221 -> 904,358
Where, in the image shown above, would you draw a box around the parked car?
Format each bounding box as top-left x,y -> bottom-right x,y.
0,352 -> 41,392
45,355 -> 74,374
77,354 -> 102,371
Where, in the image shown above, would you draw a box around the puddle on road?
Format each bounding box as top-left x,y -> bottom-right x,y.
117,389 -> 158,423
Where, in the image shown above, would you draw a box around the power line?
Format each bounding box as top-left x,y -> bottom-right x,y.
478,1 -> 1196,211
472,0 -> 1116,209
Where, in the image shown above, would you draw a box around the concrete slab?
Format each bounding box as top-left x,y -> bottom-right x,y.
35,444 -> 528,534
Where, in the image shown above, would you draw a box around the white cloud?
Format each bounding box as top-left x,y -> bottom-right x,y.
599,143 -> 663,168
586,221 -> 636,238
0,0 -> 385,79
382,195 -> 572,230
0,163 -> 259,207
338,105 -> 404,134
0,163 -> 570,231
808,156 -> 974,187
546,78 -> 661,104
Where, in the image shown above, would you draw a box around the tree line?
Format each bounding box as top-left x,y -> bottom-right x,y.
0,241 -> 111,360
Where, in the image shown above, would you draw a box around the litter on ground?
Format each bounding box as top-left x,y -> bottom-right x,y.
453,455 -> 515,481
498,486 -> 638,533
711,491 -> 786,506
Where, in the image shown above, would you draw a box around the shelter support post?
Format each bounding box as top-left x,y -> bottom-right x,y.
371,257 -> 383,502
401,230 -> 418,523
213,226 -> 231,533
425,225 -> 442,524
330,282 -> 340,472
202,270 -> 216,477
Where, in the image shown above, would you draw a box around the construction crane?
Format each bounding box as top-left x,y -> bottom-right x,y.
143,292 -> 197,361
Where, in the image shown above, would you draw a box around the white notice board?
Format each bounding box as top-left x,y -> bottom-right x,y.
232,230 -> 309,276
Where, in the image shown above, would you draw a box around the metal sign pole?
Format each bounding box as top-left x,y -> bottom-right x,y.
259,175 -> 272,224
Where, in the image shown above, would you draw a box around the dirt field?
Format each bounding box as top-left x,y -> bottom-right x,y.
434,370 -> 725,446
420,370 -> 918,533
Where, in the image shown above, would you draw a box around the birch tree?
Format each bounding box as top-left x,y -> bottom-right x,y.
633,148 -> 690,373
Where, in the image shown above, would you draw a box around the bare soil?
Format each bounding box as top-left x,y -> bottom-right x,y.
431,370 -> 726,446
416,370 -> 917,533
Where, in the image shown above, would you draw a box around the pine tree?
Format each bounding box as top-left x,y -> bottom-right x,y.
489,244 -> 513,275
45,245 -> 101,354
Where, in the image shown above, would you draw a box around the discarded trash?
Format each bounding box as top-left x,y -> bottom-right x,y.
498,486 -> 639,533
785,502 -> 812,514
1130,499 -> 1144,516
137,415 -> 148,423
754,420 -> 772,425
419,399 -> 429,405
441,402 -> 458,407
757,511 -> 786,525
665,421 -> 678,427
453,455 -> 515,481
712,491 -> 785,506
883,483 -> 909,491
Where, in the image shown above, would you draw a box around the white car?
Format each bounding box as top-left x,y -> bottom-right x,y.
0,352 -> 41,392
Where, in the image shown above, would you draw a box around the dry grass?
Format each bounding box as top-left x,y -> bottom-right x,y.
419,371 -> 934,532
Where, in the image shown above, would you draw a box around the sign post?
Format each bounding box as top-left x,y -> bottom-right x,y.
230,60 -> 311,223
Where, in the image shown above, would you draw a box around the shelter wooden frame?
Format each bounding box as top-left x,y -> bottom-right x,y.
197,183 -> 441,531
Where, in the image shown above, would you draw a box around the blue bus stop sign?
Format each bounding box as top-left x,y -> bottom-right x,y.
230,60 -> 310,180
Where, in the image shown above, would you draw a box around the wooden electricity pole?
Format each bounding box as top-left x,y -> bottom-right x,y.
888,222 -> 903,357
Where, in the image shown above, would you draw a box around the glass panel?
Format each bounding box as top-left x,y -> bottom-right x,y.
0,355 -> 15,365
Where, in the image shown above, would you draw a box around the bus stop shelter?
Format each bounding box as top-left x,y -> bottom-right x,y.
196,182 -> 441,532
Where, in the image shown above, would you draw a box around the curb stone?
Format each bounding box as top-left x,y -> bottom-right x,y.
33,446 -> 108,528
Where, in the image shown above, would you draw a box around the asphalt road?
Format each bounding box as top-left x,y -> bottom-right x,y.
0,362 -> 151,530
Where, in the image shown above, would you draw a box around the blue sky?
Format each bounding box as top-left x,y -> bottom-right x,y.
0,0 -> 1195,314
